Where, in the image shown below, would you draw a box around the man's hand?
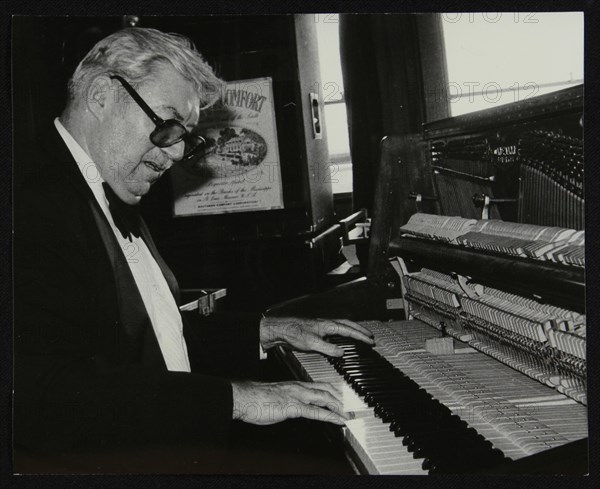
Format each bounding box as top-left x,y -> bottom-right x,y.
231,380 -> 349,425
259,317 -> 375,357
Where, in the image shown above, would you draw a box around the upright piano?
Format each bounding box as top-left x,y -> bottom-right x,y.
269,85 -> 587,474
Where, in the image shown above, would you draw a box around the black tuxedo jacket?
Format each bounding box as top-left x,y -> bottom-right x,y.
14,126 -> 261,454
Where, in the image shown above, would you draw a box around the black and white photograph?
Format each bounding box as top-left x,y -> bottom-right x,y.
7,9 -> 591,479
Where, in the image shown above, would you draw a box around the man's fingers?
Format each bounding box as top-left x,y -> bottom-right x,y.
294,384 -> 348,419
299,385 -> 343,409
328,323 -> 375,345
286,381 -> 342,402
302,405 -> 347,425
233,381 -> 351,426
316,319 -> 375,345
309,381 -> 343,398
311,338 -> 344,357
332,319 -> 374,338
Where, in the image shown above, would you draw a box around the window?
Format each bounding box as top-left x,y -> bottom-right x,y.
441,12 -> 584,116
315,14 -> 353,194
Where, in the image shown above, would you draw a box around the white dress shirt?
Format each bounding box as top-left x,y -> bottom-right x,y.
54,117 -> 191,372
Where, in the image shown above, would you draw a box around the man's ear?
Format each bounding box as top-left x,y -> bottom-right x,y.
85,75 -> 115,121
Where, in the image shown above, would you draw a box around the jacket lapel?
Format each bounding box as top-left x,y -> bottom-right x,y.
39,126 -> 166,368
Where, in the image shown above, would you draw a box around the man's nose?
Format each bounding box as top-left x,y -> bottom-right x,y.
161,140 -> 185,162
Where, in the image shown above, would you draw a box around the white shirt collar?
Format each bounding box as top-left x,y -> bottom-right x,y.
54,117 -> 109,210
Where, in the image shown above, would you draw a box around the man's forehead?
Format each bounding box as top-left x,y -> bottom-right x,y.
141,67 -> 200,123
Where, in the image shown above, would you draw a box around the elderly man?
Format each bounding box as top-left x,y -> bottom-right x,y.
13,27 -> 373,460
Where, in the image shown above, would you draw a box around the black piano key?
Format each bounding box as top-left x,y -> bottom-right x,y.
422,442 -> 506,473
364,386 -> 431,400
407,424 -> 493,454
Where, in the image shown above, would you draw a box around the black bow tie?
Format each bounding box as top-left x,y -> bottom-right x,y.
102,182 -> 142,241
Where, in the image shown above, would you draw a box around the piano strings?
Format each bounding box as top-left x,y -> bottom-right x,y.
518,130 -> 584,230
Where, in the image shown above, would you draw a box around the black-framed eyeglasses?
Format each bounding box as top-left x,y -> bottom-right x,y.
110,75 -> 206,162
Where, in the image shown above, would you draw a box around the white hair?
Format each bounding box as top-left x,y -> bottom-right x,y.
67,27 -> 224,108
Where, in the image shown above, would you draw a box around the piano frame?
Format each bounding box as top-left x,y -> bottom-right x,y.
269,85 -> 587,474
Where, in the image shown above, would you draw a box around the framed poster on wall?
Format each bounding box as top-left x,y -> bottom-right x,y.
170,77 -> 284,216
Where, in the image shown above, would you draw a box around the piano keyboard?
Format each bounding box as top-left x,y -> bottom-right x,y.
292,350 -> 428,474
288,320 -> 588,474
